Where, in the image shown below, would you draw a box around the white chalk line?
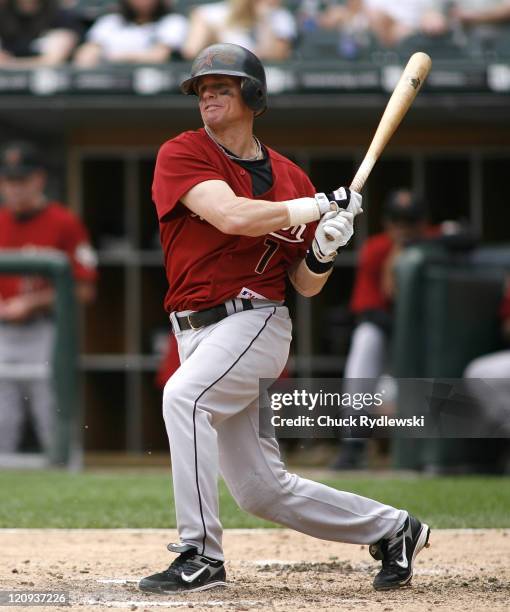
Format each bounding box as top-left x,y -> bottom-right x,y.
84,599 -> 263,608
84,598 -> 373,608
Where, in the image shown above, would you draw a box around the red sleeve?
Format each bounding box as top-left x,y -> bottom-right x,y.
155,334 -> 180,389
152,135 -> 226,221
350,237 -> 391,313
59,212 -> 98,283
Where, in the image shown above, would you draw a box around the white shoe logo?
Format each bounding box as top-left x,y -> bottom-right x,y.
181,564 -> 209,583
396,536 -> 408,569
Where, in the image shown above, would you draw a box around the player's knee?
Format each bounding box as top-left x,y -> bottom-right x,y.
236,488 -> 274,517
162,376 -> 189,422
233,476 -> 283,519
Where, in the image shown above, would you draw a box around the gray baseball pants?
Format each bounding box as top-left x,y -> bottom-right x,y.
163,304 -> 406,561
0,319 -> 55,453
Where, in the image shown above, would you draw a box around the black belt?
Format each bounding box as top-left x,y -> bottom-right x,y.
171,298 -> 255,332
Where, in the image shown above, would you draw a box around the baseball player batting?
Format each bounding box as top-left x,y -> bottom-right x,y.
139,43 -> 430,595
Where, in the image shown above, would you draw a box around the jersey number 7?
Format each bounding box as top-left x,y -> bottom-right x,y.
255,238 -> 279,274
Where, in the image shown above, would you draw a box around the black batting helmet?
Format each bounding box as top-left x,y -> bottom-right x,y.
180,43 -> 267,117
384,189 -> 427,223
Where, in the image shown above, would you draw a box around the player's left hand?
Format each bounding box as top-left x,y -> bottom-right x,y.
313,209 -> 355,262
0,295 -> 33,323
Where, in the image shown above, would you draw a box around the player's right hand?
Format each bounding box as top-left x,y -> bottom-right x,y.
313,209 -> 355,262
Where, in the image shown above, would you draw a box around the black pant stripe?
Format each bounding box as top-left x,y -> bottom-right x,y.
192,307 -> 276,555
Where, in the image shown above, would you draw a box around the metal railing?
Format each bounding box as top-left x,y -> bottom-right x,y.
0,250 -> 78,467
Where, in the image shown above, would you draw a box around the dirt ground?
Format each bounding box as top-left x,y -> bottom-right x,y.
1,529 -> 509,611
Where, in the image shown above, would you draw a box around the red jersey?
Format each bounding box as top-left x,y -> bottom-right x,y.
155,334 -> 180,389
350,227 -> 441,314
153,128 -> 316,313
0,201 -> 97,300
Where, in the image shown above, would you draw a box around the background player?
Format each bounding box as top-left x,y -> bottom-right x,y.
332,189 -> 439,469
0,141 -> 97,455
139,43 -> 430,595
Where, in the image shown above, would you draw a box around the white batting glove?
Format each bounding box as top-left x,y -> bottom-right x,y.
327,187 -> 363,216
313,209 -> 355,262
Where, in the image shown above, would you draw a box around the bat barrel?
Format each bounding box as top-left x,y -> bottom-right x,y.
350,52 -> 432,194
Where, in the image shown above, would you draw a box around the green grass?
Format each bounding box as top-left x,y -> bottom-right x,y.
0,471 -> 509,529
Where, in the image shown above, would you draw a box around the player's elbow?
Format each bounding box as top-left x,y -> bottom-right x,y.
296,285 -> 321,298
289,275 -> 321,298
289,268 -> 327,297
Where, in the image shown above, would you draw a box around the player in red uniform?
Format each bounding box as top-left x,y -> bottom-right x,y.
0,141 -> 97,455
332,190 -> 441,469
140,44 -> 430,595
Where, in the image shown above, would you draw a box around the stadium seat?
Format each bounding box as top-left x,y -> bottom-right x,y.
297,29 -> 342,59
297,27 -> 378,61
70,0 -> 117,21
180,0 -> 227,12
396,32 -> 470,61
491,25 -> 510,60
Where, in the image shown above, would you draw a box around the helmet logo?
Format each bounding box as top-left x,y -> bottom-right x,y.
196,49 -> 238,71
196,49 -> 217,70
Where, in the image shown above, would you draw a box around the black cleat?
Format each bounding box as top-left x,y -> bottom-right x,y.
139,543 -> 227,594
371,515 -> 430,591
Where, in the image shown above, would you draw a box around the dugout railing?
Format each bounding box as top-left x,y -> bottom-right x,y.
0,251 -> 79,468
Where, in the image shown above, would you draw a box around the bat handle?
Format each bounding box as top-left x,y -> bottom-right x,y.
350,155 -> 377,195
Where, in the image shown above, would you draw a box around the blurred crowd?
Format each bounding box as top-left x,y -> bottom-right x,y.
0,0 -> 510,68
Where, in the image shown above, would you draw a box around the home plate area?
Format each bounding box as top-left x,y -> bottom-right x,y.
2,529 -> 509,611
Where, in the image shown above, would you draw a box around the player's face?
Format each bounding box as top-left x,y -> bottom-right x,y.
197,76 -> 252,129
0,171 -> 46,213
14,0 -> 41,15
386,220 -> 426,246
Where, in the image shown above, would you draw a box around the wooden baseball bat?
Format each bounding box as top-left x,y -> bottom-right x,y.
350,52 -> 432,194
